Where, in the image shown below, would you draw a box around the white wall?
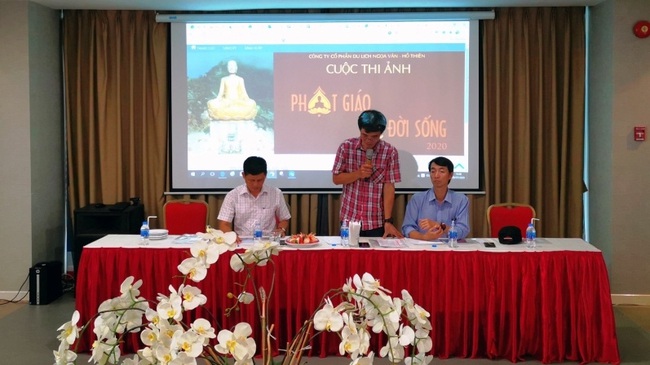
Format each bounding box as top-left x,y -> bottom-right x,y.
590,0 -> 650,295
28,2 -> 65,266
0,1 -> 64,299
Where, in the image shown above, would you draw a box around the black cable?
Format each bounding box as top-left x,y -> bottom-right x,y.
0,273 -> 30,305
62,272 -> 75,293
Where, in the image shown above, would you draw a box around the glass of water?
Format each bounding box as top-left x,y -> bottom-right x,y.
269,230 -> 281,244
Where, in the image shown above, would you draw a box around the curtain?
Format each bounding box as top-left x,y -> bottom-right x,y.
63,10 -> 168,220
64,7 -> 585,238
481,7 -> 586,237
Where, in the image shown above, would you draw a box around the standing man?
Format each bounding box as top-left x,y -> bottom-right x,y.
332,110 -> 403,238
402,156 -> 470,240
218,156 -> 290,241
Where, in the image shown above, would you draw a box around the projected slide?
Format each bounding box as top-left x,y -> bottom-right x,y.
170,16 -> 479,192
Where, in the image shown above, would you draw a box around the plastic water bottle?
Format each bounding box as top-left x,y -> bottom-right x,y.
140,221 -> 150,245
340,220 -> 349,246
254,220 -> 263,241
448,220 -> 458,248
526,223 -> 537,249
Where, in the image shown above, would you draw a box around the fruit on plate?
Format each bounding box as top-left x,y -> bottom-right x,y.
285,232 -> 319,244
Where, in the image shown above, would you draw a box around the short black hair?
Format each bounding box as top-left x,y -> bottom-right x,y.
429,156 -> 454,174
357,110 -> 387,133
243,156 -> 267,175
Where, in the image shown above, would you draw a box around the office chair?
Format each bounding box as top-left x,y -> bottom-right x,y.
486,203 -> 536,238
163,199 -> 209,235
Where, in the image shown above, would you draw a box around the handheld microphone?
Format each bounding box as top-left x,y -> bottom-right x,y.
365,149 -> 373,165
365,149 -> 373,181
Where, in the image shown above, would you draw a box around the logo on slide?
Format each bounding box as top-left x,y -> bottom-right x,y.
307,87 -> 332,116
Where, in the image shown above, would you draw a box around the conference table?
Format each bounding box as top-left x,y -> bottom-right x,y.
74,235 -> 620,364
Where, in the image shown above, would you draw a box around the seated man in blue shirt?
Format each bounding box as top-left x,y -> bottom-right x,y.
402,156 -> 470,240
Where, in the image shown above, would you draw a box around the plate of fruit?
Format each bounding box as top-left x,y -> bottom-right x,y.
284,233 -> 320,247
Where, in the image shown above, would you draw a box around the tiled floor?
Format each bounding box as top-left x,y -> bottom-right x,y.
2,291 -> 649,364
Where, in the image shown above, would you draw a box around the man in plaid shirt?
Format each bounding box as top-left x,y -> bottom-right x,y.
217,156 -> 290,242
332,110 -> 403,238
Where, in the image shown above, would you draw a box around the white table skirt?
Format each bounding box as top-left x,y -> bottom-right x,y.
85,234 -> 601,253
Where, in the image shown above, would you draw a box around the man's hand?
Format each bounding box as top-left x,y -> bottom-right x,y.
419,218 -> 441,232
358,163 -> 373,180
418,219 -> 446,240
382,222 -> 404,238
272,227 -> 286,238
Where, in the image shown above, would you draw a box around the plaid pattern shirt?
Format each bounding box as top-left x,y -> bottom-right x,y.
217,184 -> 291,236
332,138 -> 401,230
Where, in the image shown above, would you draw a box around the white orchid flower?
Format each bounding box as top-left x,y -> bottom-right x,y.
119,276 -> 143,299
156,319 -> 184,344
152,343 -> 174,364
140,325 -> 160,347
92,315 -> 115,340
314,298 -> 344,332
119,354 -> 144,365
180,285 -> 207,310
338,323 -> 361,356
246,241 -> 280,267
90,339 -> 120,364
341,276 -> 357,301
215,322 -> 256,362
145,307 -> 161,326
190,240 -> 221,266
354,272 -> 392,302
191,318 -> 216,344
357,327 -> 372,356
171,328 -> 203,358
398,324 -> 415,347
379,336 -> 405,363
409,304 -> 432,331
237,291 -> 255,304
121,308 -> 146,333
157,293 -> 183,321
360,299 -> 387,334
175,351 -> 199,365
350,351 -> 375,365
53,340 -> 77,365
56,310 -> 80,345
414,328 -> 433,353
177,256 -> 209,282
229,251 -> 257,272
203,227 -> 237,249
137,346 -> 155,364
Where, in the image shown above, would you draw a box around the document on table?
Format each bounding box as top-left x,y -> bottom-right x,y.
172,234 -> 202,244
373,238 -> 408,248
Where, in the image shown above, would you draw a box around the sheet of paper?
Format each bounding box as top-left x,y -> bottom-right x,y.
172,234 -> 201,244
374,238 -> 408,248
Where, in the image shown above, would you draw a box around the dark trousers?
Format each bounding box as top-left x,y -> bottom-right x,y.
361,227 -> 384,237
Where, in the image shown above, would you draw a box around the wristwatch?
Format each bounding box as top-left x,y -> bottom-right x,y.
384,218 -> 394,224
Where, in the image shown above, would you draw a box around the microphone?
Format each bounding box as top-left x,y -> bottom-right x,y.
365,148 -> 374,166
365,149 -> 373,181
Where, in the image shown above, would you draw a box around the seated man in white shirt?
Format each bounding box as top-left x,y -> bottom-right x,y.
217,156 -> 290,242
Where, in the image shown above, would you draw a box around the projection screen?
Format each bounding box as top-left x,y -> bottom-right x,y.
165,12 -> 488,192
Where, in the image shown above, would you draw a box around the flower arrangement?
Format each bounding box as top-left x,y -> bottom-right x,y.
54,227 -> 433,365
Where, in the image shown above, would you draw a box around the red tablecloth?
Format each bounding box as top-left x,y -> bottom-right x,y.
75,247 -> 620,364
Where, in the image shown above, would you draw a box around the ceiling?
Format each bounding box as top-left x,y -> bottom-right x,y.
3,0 -> 604,11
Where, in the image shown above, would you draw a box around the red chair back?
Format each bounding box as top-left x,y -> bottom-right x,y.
163,199 -> 209,235
487,203 -> 536,238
